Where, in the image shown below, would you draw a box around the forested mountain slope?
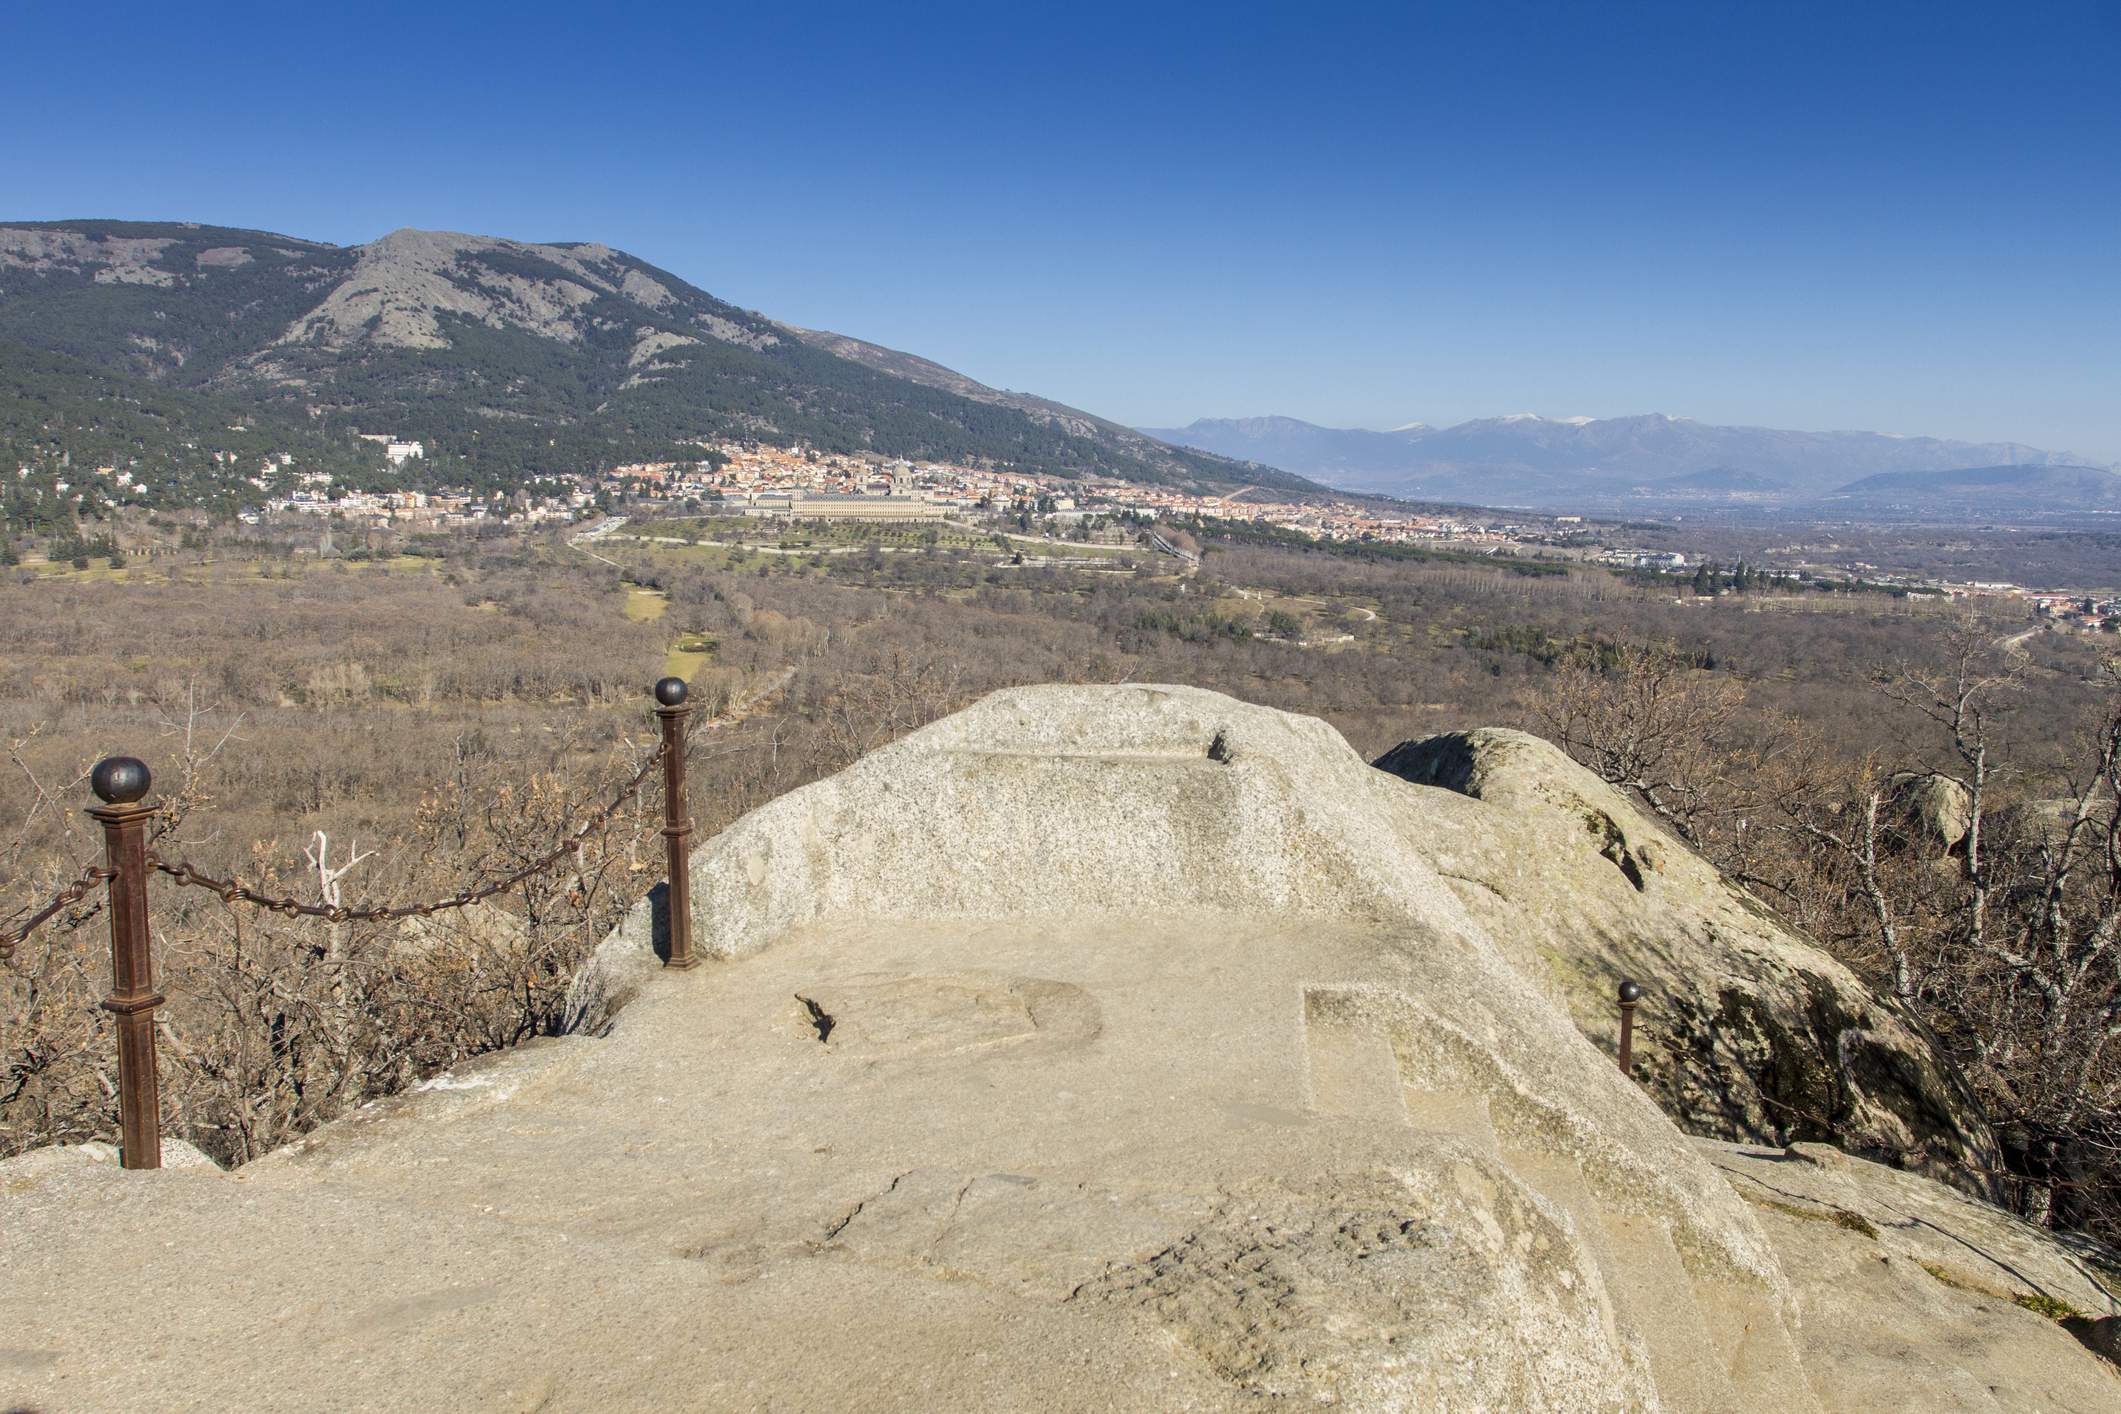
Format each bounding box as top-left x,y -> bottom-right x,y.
0,220 -> 1308,490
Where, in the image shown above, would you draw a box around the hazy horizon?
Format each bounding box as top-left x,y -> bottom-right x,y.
1135,408 -> 2112,460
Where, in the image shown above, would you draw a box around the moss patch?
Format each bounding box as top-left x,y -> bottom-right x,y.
2013,1290 -> 2089,1321
1917,1261 -> 2088,1321
1743,1193 -> 1880,1239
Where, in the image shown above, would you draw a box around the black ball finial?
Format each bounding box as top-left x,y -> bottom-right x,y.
1617,978 -> 1644,1005
654,676 -> 689,707
91,756 -> 151,805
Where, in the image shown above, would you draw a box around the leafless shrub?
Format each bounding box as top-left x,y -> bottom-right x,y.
1541,626 -> 2121,1241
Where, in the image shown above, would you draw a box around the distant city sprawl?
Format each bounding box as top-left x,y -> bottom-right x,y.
12,431 -> 2121,621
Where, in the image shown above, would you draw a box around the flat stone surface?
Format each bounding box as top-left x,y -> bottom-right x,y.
4,915 -> 1651,1411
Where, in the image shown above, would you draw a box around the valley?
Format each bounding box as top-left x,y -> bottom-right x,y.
9,7 -> 2120,1403
1143,412 -> 2121,515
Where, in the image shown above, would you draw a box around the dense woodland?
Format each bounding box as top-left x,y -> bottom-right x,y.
4,515 -> 2118,1247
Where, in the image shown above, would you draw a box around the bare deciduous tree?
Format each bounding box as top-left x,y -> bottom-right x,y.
1541,630 -> 2121,1239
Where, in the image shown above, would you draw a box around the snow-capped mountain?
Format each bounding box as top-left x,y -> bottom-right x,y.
1135,412 -> 2111,510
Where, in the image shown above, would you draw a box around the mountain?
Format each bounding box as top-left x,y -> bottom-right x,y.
781,325 -> 1238,486
1829,463 -> 2121,514
1128,414 -> 1427,483
0,220 -> 1313,493
1141,412 -> 2108,512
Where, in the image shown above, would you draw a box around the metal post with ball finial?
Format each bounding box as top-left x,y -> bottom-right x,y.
1616,978 -> 1643,1080
88,755 -> 163,1169
655,678 -> 698,970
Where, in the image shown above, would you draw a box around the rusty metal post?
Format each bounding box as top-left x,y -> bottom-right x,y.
88,756 -> 162,1170
654,678 -> 698,969
1616,978 -> 1642,1079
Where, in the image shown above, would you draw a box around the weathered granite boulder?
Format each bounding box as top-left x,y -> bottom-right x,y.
1886,770 -> 1975,853
7,686 -> 2106,1411
1704,1138 -> 2121,1404
1374,728 -> 2001,1196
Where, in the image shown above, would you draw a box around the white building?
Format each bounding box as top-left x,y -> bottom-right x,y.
358,433 -> 427,466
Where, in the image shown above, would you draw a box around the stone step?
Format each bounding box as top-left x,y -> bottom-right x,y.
1695,1276 -> 1825,1413
1597,1211 -> 1746,1414
1302,1012 -> 1407,1124
1401,1088 -> 1500,1161
1501,1149 -> 1630,1348
1510,1148 -> 1818,1411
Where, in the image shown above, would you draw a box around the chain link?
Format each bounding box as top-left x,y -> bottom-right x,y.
143,742 -> 668,924
0,672 -> 789,957
5,740 -> 662,957
1,860 -> 115,961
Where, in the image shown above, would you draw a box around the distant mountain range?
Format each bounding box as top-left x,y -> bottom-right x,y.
0,220 -> 1312,493
9,220 -> 2109,521
1139,413 -> 2118,513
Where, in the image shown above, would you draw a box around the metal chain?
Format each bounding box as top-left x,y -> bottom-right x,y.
0,860 -> 115,961
0,675 -> 781,956
145,742 -> 666,925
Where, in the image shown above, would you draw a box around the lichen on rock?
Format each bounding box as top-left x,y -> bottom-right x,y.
1374,727 -> 2002,1197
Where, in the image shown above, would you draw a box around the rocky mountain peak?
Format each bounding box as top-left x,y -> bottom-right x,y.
0,216 -> 1320,490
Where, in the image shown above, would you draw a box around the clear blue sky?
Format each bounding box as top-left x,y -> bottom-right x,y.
5,1 -> 2117,457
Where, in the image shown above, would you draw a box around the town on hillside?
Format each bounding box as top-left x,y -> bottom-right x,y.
12,435 -> 2121,627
